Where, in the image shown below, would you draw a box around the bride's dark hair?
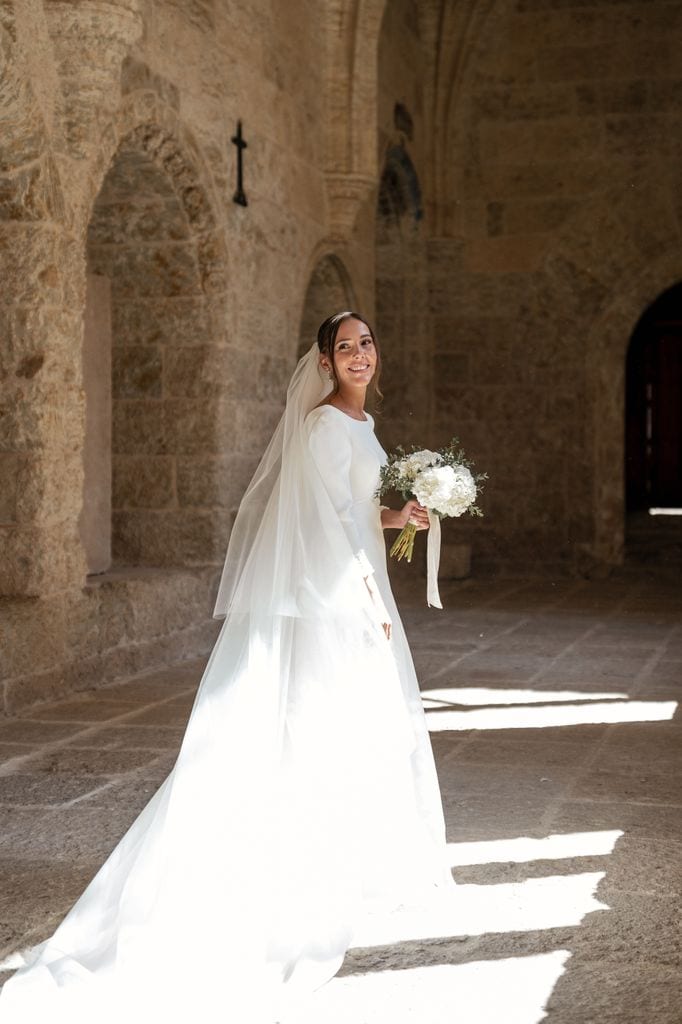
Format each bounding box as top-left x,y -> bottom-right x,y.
316,311 -> 383,403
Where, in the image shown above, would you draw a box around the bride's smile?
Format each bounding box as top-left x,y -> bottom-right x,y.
325,318 -> 377,389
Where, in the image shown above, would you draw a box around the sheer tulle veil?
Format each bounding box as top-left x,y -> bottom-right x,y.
213,338 -> 333,618
0,336 -> 448,1024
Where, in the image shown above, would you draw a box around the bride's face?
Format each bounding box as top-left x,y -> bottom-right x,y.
326,318 -> 377,390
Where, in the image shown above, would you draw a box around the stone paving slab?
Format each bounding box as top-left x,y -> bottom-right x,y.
0,773 -> 113,806
23,745 -> 162,775
122,703 -> 194,728
25,700 -> 145,723
0,721 -> 86,744
0,578 -> 680,1022
66,723 -> 187,750
547,798 -> 682,844
452,836 -> 682,897
544,963 -> 682,1024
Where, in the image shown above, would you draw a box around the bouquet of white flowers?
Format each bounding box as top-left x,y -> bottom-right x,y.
376,439 -> 486,564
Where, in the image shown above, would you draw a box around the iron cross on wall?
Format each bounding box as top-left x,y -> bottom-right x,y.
231,120 -> 248,207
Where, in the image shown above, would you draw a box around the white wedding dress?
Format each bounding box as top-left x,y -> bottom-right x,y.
0,369 -> 450,1023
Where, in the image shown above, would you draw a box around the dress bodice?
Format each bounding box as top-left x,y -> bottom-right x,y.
305,404 -> 387,503
305,404 -> 388,579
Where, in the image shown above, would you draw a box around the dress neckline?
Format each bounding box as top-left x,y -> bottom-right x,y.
313,403 -> 372,424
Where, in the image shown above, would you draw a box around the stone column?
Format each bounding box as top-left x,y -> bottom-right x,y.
43,0 -> 143,162
79,272 -> 112,574
0,225 -> 86,597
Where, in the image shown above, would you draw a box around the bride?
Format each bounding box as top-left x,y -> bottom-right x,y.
0,311 -> 451,1023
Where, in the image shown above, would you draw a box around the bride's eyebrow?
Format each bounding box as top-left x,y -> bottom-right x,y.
336,333 -> 372,344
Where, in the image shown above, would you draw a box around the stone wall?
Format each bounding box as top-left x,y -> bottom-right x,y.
2,0 -> 682,712
428,0 -> 682,577
375,0 -> 433,450
0,0 -> 378,713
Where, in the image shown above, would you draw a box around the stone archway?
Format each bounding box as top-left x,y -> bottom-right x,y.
626,283 -> 682,513
297,253 -> 356,360
85,120 -> 229,570
584,250 -> 682,568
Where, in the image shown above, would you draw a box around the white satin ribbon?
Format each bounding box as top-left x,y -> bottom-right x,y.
426,509 -> 443,609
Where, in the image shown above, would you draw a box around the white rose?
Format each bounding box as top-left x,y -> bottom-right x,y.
413,464 -> 477,517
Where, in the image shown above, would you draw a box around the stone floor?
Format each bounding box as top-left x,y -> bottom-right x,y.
0,568 -> 680,1022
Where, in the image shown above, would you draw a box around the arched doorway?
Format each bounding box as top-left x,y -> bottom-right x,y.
84,129 -> 227,572
625,283 -> 682,565
297,254 -> 355,360
626,283 -> 682,511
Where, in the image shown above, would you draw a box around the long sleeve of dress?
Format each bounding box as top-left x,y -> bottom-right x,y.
307,407 -> 375,580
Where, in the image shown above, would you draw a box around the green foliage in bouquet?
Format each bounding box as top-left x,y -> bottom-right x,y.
375,438 -> 488,514
375,438 -> 488,563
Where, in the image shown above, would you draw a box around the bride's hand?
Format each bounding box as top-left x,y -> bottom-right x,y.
400,498 -> 430,531
380,500 -> 430,531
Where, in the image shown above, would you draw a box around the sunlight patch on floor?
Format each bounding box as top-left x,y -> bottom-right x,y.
426,699 -> 678,731
289,950 -> 571,1024
350,872 -> 607,947
447,830 -> 623,867
422,687 -> 628,707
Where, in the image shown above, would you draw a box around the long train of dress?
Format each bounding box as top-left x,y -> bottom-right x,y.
0,404 -> 451,1024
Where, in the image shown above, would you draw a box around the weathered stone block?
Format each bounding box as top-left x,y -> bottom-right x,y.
0,592 -> 66,679
87,577 -> 134,649
124,567 -> 212,638
176,454 -> 254,509
112,455 -> 174,509
112,400 -> 167,454
0,453 -> 20,522
111,297 -> 210,347
164,345 -> 237,398
233,401 -> 283,456
175,508 -> 231,564
112,346 -> 162,398
112,509 -> 225,566
103,243 -> 200,299
0,162 -> 55,221
62,586 -> 128,664
0,526 -> 47,596
8,452 -> 60,524
89,197 -> 189,246
3,667 -> 74,715
163,398 -> 235,455
0,225 -> 66,306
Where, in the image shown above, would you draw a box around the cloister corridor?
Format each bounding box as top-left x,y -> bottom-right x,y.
0,562 -> 679,1024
